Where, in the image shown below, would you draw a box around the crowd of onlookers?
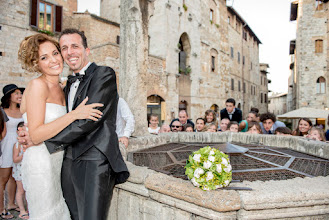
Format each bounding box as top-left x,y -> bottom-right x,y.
148,98 -> 329,142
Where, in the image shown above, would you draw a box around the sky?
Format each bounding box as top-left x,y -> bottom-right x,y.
77,0 -> 296,94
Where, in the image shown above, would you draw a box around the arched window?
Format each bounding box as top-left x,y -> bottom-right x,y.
178,33 -> 191,74
316,77 -> 326,94
147,95 -> 165,124
210,48 -> 218,73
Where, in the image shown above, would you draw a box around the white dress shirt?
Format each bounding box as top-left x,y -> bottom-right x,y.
68,62 -> 92,112
116,98 -> 135,138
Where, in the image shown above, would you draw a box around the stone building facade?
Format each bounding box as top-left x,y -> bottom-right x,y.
101,0 -> 268,125
289,0 -> 329,111
0,0 -> 78,87
1,0 -> 269,129
268,92 -> 288,116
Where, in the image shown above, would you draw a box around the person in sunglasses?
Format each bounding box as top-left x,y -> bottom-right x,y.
171,121 -> 182,132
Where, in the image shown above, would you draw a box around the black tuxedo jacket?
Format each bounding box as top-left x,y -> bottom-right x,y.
45,63 -> 129,184
220,108 -> 242,123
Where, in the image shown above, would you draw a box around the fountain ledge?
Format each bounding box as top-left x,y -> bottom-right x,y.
108,133 -> 329,219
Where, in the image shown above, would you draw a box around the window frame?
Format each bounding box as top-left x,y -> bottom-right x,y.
210,9 -> 213,22
38,1 -> 54,32
315,39 -> 323,53
211,55 -> 215,72
316,77 -> 326,94
30,0 -> 62,33
316,0 -> 324,10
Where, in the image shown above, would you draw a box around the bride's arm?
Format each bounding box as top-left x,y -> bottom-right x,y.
26,79 -> 102,145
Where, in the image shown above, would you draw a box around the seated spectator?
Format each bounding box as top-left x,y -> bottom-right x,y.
205,123 -> 217,132
218,118 -> 230,132
259,112 -> 286,134
204,109 -> 217,127
220,98 -> 242,123
250,107 -> 260,122
308,127 -> 325,141
184,124 -> 194,132
170,110 -> 195,130
116,97 -> 135,148
275,127 -> 292,136
195,118 -> 205,132
239,111 -> 258,132
227,121 -> 239,132
292,118 -> 312,137
159,124 -> 171,133
171,121 -> 182,132
148,114 -> 160,134
246,121 -> 262,134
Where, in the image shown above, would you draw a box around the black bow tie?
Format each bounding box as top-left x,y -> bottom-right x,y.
67,74 -> 84,83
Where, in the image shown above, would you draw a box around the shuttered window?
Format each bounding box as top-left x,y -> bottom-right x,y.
30,0 -> 62,33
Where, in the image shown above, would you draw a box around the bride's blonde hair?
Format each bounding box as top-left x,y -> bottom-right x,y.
18,34 -> 60,73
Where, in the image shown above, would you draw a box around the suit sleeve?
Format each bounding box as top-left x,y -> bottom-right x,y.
238,110 -> 242,123
45,67 -> 117,149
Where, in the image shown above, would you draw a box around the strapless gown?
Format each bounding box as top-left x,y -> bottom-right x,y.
21,103 -> 71,220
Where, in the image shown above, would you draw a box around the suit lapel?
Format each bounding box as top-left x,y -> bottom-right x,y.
64,83 -> 71,113
72,62 -> 97,109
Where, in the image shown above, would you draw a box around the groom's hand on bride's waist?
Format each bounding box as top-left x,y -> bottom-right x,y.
17,125 -> 33,151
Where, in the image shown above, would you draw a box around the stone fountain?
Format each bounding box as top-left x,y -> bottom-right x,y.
108,132 -> 329,219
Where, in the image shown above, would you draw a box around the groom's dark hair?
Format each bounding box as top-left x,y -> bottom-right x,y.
59,28 -> 88,48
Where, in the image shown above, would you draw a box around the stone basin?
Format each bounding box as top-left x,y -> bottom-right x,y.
109,132 -> 329,220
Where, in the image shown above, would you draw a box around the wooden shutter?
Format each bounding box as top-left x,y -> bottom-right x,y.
55,5 -> 62,32
315,40 -> 323,53
30,0 -> 38,27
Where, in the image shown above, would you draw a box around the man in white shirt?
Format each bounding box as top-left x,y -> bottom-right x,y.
116,98 -> 135,147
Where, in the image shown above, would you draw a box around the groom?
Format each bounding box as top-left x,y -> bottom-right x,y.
51,28 -> 129,220
21,29 -> 129,220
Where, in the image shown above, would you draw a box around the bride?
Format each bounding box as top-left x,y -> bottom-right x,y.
18,34 -> 103,219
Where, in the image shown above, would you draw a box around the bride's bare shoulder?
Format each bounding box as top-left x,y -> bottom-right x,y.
25,78 -> 49,94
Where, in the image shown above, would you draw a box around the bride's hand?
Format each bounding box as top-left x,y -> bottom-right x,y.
72,97 -> 104,121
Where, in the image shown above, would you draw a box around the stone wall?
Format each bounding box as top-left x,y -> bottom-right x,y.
294,0 -> 328,109
111,132 -> 329,219
0,0 -> 77,89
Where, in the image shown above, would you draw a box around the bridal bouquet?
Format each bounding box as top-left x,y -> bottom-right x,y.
185,146 -> 232,191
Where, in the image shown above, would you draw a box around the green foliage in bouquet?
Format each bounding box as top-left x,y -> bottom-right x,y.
185,146 -> 232,191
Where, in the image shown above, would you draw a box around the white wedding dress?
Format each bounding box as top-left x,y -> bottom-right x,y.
21,103 -> 71,220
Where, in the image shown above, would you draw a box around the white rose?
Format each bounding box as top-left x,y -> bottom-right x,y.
206,171 -> 214,181
203,185 -> 210,191
193,154 -> 201,163
203,160 -> 212,169
216,164 -> 222,173
221,158 -> 228,166
224,164 -> 232,173
209,150 -> 215,155
191,178 -> 200,187
224,180 -> 230,187
215,184 -> 223,189
193,168 -> 205,178
208,155 -> 215,162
